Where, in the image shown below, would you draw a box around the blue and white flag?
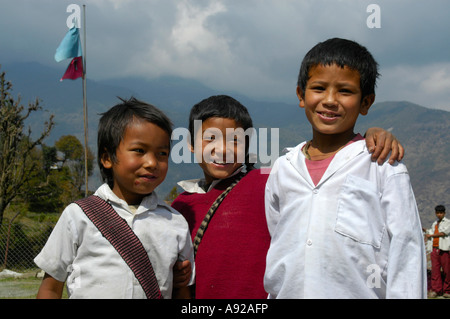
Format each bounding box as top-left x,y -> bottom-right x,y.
54,26 -> 82,62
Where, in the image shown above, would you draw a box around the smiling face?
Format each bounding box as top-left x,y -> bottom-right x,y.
298,63 -> 375,141
191,117 -> 246,184
101,119 -> 170,205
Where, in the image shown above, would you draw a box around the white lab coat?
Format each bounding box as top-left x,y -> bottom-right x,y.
264,139 -> 427,299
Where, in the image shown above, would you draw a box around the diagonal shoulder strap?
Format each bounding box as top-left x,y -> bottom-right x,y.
75,195 -> 162,299
193,172 -> 245,257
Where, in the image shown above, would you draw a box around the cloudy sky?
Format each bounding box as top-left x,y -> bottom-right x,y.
1,0 -> 450,111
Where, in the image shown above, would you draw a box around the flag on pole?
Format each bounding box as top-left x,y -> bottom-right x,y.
60,56 -> 83,81
55,25 -> 82,62
55,25 -> 83,81
56,5 -> 89,195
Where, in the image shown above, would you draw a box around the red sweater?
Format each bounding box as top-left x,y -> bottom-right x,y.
172,169 -> 270,299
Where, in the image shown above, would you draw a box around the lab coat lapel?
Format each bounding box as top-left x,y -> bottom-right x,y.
317,140 -> 366,186
286,142 -> 316,188
286,140 -> 366,188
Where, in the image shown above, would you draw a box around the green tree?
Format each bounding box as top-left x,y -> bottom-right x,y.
55,135 -> 94,198
42,144 -> 58,177
164,186 -> 180,204
0,66 -> 54,226
25,136 -> 94,214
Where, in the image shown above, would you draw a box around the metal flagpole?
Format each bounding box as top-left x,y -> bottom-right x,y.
82,4 -> 88,196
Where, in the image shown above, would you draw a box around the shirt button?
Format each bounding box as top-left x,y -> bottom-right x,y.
307,239 -> 313,246
313,189 -> 318,194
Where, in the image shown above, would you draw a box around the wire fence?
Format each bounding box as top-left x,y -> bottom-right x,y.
0,216 -> 434,279
0,219 -> 55,271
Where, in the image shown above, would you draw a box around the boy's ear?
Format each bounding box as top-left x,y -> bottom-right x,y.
360,94 -> 375,115
296,86 -> 305,108
100,151 -> 113,169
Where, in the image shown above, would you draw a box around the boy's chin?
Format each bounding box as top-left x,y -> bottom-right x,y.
205,163 -> 241,179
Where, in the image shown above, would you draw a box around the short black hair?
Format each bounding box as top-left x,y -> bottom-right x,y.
97,97 -> 173,186
188,95 -> 255,170
435,205 -> 446,213
297,38 -> 380,99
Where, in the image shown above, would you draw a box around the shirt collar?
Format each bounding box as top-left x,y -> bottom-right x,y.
285,135 -> 366,188
177,166 -> 244,194
95,183 -> 159,214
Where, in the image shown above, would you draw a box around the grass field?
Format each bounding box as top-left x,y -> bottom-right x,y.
0,271 -> 41,299
0,270 -> 68,299
0,269 -> 444,299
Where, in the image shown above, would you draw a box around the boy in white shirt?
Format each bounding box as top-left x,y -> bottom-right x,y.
425,205 -> 450,298
35,97 -> 194,299
264,38 -> 426,299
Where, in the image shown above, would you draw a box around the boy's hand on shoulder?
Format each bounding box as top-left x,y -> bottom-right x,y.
365,127 -> 405,165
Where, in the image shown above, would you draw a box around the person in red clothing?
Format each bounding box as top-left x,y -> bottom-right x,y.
172,95 -> 404,299
172,95 -> 270,299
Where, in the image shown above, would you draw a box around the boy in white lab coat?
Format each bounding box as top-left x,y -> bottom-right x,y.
264,38 -> 427,299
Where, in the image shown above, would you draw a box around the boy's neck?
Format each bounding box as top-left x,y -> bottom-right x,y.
307,131 -> 356,161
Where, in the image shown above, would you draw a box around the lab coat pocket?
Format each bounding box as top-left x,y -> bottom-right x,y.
335,174 -> 385,248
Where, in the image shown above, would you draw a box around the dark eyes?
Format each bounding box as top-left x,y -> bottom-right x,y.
132,148 -> 169,157
310,85 -> 325,91
203,136 -> 242,144
309,86 -> 354,94
203,134 -> 215,141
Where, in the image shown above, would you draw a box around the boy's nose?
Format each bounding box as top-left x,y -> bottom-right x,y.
323,89 -> 338,107
143,153 -> 157,169
212,140 -> 233,160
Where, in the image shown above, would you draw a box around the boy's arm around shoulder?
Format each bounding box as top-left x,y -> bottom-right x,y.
365,127 -> 404,164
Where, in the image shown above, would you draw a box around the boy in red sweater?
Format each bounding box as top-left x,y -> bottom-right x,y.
172,95 -> 404,298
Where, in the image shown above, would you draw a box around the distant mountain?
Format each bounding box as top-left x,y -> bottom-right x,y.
1,62 -> 448,228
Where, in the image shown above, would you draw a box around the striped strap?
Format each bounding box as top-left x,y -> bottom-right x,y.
193,173 -> 245,257
75,195 -> 162,299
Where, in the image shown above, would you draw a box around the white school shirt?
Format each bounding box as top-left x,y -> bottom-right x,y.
426,217 -> 450,251
34,183 -> 195,299
264,139 -> 427,299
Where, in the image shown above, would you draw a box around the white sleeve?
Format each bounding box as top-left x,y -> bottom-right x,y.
440,220 -> 450,236
383,170 -> 427,298
34,204 -> 80,282
177,225 -> 196,286
264,160 -> 281,237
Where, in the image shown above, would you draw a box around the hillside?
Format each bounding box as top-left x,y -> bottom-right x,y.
2,62 -> 449,228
